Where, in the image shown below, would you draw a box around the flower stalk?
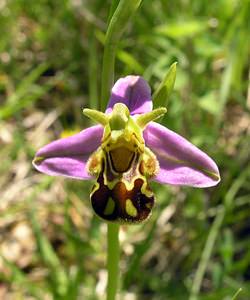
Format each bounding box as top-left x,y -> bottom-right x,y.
107,223 -> 120,300
101,2 -> 142,299
101,0 -> 142,111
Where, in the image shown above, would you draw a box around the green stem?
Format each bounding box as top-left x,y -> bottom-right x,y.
107,223 -> 120,300
88,32 -> 98,110
100,0 -> 142,111
189,169 -> 249,300
101,2 -> 143,299
189,208 -> 225,300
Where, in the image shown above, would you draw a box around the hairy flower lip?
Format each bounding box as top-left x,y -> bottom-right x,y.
33,75 -> 220,188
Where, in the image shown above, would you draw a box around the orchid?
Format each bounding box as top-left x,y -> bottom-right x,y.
33,75 -> 220,224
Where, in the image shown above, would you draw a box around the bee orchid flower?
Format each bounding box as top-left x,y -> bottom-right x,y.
33,76 -> 220,224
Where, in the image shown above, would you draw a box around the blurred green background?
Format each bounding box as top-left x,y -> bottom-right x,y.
0,0 -> 249,299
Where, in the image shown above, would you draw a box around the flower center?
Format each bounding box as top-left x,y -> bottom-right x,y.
84,103 -> 166,224
109,147 -> 135,173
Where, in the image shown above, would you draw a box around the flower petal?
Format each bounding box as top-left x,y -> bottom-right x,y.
106,75 -> 152,115
144,122 -> 220,187
33,125 -> 103,179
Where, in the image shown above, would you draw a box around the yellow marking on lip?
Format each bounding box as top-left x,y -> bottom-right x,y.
141,180 -> 153,198
104,197 -> 115,215
125,199 -> 137,217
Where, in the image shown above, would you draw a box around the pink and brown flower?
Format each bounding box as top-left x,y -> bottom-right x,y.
33,76 -> 220,223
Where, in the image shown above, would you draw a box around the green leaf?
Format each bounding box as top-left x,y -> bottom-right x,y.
198,91 -> 220,116
232,288 -> 242,300
153,62 -> 177,108
29,197 -> 69,298
0,63 -> 51,120
117,50 -> 144,73
0,255 -> 44,299
155,20 -> 207,39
